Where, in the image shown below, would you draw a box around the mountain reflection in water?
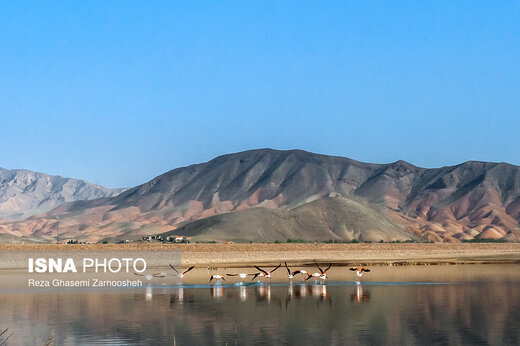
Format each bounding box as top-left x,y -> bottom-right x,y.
1,267 -> 520,345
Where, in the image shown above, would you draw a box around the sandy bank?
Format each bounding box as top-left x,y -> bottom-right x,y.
1,243 -> 519,267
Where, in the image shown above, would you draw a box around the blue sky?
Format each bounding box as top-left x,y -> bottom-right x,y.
1,2 -> 519,188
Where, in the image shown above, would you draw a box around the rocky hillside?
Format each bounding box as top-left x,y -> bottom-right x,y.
1,149 -> 519,243
0,168 -> 126,220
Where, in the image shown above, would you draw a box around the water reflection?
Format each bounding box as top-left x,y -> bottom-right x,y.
299,284 -> 308,297
1,266 -> 520,345
211,285 -> 224,299
239,285 -> 247,301
256,284 -> 271,302
178,287 -> 184,303
145,286 -> 152,301
351,284 -> 370,304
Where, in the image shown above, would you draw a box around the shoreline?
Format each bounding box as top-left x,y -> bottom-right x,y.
1,243 -> 520,267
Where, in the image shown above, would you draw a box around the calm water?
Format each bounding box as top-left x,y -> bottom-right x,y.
1,265 -> 519,345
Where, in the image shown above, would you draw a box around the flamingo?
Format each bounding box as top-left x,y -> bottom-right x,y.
305,263 -> 324,283
133,272 -> 154,281
284,262 -> 301,282
296,269 -> 310,281
254,264 -> 281,283
226,272 -> 256,284
251,272 -> 266,281
317,263 -> 332,284
133,271 -> 166,281
349,267 -> 370,282
209,274 -> 226,284
169,264 -> 195,279
306,271 -> 321,283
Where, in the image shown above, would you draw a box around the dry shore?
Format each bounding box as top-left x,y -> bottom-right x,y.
1,243 -> 520,267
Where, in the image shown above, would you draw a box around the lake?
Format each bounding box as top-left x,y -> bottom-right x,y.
0,264 -> 519,345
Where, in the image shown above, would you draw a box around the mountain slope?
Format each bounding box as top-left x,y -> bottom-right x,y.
161,197 -> 415,243
1,149 -> 519,243
0,168 -> 126,220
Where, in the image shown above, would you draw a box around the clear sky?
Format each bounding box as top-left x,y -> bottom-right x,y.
1,2 -> 519,188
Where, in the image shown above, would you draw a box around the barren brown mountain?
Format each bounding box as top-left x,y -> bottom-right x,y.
1,149 -> 519,243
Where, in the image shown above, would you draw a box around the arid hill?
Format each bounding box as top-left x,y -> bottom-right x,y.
1,149 -> 519,243
0,168 -> 126,220
161,197 -> 415,243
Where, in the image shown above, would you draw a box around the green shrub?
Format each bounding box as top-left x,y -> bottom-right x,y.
286,238 -> 313,243
461,238 -> 507,243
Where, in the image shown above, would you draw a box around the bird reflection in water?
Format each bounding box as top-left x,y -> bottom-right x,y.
212,285 -> 224,299
239,285 -> 247,302
178,287 -> 184,303
145,286 -> 153,301
285,284 -> 305,306
311,284 -> 322,298
256,284 -> 271,303
351,284 -> 370,304
313,284 -> 331,306
169,287 -> 186,306
299,284 -> 308,297
285,284 -> 330,307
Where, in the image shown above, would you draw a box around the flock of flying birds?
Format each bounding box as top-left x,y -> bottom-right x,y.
134,262 -> 370,285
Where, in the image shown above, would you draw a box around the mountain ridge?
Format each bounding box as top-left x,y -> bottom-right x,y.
0,167 -> 126,221
1,148 -> 519,243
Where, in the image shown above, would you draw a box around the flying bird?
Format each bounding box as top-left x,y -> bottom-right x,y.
209,274 -> 226,283
169,264 -> 195,279
306,271 -> 321,282
317,263 -> 332,284
349,267 -> 370,282
226,272 -> 256,284
284,262 -> 301,281
133,272 -> 154,281
305,263 -> 326,283
254,264 -> 281,282
297,269 -> 310,281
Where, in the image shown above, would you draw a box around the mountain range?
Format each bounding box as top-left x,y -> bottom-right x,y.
1,149 -> 519,243
0,167 -> 126,221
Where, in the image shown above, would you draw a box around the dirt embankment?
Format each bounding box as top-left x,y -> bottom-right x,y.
1,243 -> 520,267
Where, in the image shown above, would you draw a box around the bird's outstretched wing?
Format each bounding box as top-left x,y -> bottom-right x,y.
169,264 -> 180,274
317,263 -> 323,274
226,273 -> 238,276
255,266 -> 268,275
349,267 -> 358,271
324,264 -> 332,274
153,273 -> 166,278
291,270 -> 301,276
305,274 -> 313,281
209,276 -> 214,282
284,262 -> 291,275
252,273 -> 261,280
361,268 -> 370,272
270,263 -> 282,273
134,272 -> 145,276
183,266 -> 195,275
